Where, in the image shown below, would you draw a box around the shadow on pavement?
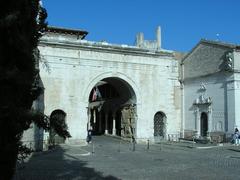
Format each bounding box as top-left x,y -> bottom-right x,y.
13,145 -> 119,180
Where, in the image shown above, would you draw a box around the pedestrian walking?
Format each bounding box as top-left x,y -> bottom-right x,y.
233,128 -> 239,146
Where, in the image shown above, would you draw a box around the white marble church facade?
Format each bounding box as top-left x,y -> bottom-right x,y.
181,39 -> 240,141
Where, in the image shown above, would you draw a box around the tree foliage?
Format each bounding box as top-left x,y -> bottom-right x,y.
0,1 -> 70,179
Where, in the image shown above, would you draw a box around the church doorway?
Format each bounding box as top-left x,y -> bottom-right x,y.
154,112 -> 166,139
200,112 -> 208,137
87,77 -> 137,140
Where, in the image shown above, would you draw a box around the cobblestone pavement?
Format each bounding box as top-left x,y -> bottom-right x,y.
14,136 -> 240,180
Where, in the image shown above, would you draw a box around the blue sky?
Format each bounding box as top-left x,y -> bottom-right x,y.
43,0 -> 240,52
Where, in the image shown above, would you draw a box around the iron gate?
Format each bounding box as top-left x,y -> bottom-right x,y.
154,112 -> 166,137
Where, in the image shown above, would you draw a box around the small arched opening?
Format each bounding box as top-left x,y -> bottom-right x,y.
154,112 -> 167,139
49,109 -> 67,144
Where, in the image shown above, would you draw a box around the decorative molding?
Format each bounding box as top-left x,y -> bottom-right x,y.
39,40 -> 174,58
227,81 -> 234,90
200,82 -> 206,91
224,51 -> 234,72
227,81 -> 240,90
236,81 -> 240,89
194,95 -> 212,105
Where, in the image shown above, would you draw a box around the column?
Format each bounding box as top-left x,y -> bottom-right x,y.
87,108 -> 91,130
195,108 -> 200,137
90,109 -> 96,131
105,113 -> 108,134
112,113 -> 116,135
93,109 -> 96,124
99,111 -> 102,134
227,80 -> 235,133
234,80 -> 240,129
208,106 -> 212,134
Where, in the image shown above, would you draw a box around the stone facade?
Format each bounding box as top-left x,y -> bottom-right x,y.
182,40 -> 240,141
34,27 -> 181,145
23,27 -> 240,148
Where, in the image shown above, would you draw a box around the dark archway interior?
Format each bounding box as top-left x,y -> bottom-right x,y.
88,77 -> 136,137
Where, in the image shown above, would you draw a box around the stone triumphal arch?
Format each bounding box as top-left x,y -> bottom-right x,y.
36,26 -> 181,143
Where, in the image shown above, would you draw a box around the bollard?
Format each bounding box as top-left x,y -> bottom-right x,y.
92,142 -> 95,154
192,136 -> 195,148
132,141 -> 135,152
147,139 -> 150,150
118,139 -> 121,153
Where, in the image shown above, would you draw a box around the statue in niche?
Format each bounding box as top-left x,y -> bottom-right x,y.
121,104 -> 136,142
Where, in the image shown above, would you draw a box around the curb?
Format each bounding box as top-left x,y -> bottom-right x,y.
155,142 -> 234,149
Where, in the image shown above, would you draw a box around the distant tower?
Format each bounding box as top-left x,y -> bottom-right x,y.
156,26 -> 161,49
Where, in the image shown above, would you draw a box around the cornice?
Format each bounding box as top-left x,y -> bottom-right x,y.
39,39 -> 174,58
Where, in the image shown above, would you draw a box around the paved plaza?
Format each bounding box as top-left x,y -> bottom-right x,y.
14,136 -> 240,180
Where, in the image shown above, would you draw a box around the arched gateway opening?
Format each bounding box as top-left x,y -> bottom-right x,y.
87,77 -> 137,140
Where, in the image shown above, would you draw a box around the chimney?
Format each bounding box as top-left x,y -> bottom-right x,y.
156,26 -> 161,49
136,32 -> 144,47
